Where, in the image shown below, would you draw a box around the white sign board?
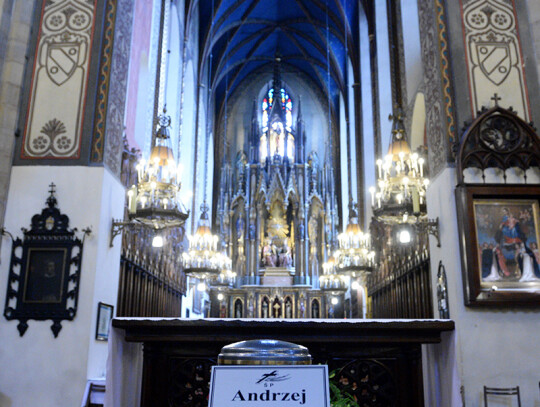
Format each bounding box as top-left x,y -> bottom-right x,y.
208,365 -> 330,407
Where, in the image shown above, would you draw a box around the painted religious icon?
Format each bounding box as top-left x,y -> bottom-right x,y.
23,248 -> 67,303
473,200 -> 540,285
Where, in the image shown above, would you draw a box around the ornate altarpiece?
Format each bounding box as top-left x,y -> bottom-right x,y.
215,67 -> 338,318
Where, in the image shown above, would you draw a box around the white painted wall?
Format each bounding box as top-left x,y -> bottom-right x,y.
426,167 -> 540,407
0,166 -> 124,407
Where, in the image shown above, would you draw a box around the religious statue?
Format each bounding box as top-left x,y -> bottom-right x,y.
236,216 -> 245,242
278,241 -> 293,268
262,299 -> 269,318
297,222 -> 305,240
247,295 -> 254,318
285,299 -> 292,318
308,217 -> 318,249
299,297 -> 305,318
262,239 -> 277,267
236,243 -> 246,277
235,301 -> 243,318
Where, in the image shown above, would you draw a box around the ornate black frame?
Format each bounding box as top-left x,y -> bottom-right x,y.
3,184 -> 88,337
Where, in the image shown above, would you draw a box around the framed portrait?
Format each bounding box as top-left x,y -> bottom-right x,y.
456,185 -> 540,306
96,302 -> 114,341
23,248 -> 67,304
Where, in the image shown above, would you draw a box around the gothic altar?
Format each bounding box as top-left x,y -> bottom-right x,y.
215,63 -> 339,319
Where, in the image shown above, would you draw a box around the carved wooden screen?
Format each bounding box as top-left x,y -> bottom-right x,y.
368,219 -> 434,319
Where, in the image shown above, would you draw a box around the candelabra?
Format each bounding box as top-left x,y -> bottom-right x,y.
182,203 -> 232,280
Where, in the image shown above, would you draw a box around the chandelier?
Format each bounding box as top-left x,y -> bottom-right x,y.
320,256 -> 348,294
369,109 -> 429,224
182,203 -> 232,280
111,110 -> 189,247
334,201 -> 375,278
209,269 -> 236,290
369,109 -> 440,247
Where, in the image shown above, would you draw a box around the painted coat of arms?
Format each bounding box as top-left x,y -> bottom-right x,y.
46,41 -> 82,86
470,31 -> 515,86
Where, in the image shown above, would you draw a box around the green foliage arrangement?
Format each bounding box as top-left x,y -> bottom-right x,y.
329,369 -> 359,407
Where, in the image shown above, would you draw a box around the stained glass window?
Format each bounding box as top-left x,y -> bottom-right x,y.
261,87 -> 292,131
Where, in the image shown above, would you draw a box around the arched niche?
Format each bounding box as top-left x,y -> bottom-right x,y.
311,298 -> 320,319
261,296 -> 270,318
233,298 -> 243,318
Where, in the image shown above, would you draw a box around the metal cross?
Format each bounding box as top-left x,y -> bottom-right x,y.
48,182 -> 56,196
491,93 -> 501,106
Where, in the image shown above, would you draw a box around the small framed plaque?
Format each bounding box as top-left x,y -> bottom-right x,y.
95,302 -> 114,341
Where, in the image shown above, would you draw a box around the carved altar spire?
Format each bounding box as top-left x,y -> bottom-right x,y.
249,99 -> 259,163
268,56 -> 286,124
296,99 -> 305,163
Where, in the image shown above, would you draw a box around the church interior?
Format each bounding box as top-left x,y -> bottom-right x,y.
0,0 -> 539,406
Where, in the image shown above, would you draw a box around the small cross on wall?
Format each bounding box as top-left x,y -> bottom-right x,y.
491,93 -> 501,107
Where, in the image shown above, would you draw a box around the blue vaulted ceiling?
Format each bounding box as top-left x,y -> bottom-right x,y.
192,0 -> 373,121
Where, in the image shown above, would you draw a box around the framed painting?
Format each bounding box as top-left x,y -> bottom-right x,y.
23,248 -> 68,304
456,185 -> 540,306
96,302 -> 114,341
3,184 -> 89,337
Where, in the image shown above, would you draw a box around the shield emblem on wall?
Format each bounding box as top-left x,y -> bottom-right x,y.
476,42 -> 511,86
46,43 -> 79,86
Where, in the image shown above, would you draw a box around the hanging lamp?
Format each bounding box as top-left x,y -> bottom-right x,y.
182,203 -> 232,280
110,110 -> 189,247
369,109 -> 440,246
334,201 -> 375,279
